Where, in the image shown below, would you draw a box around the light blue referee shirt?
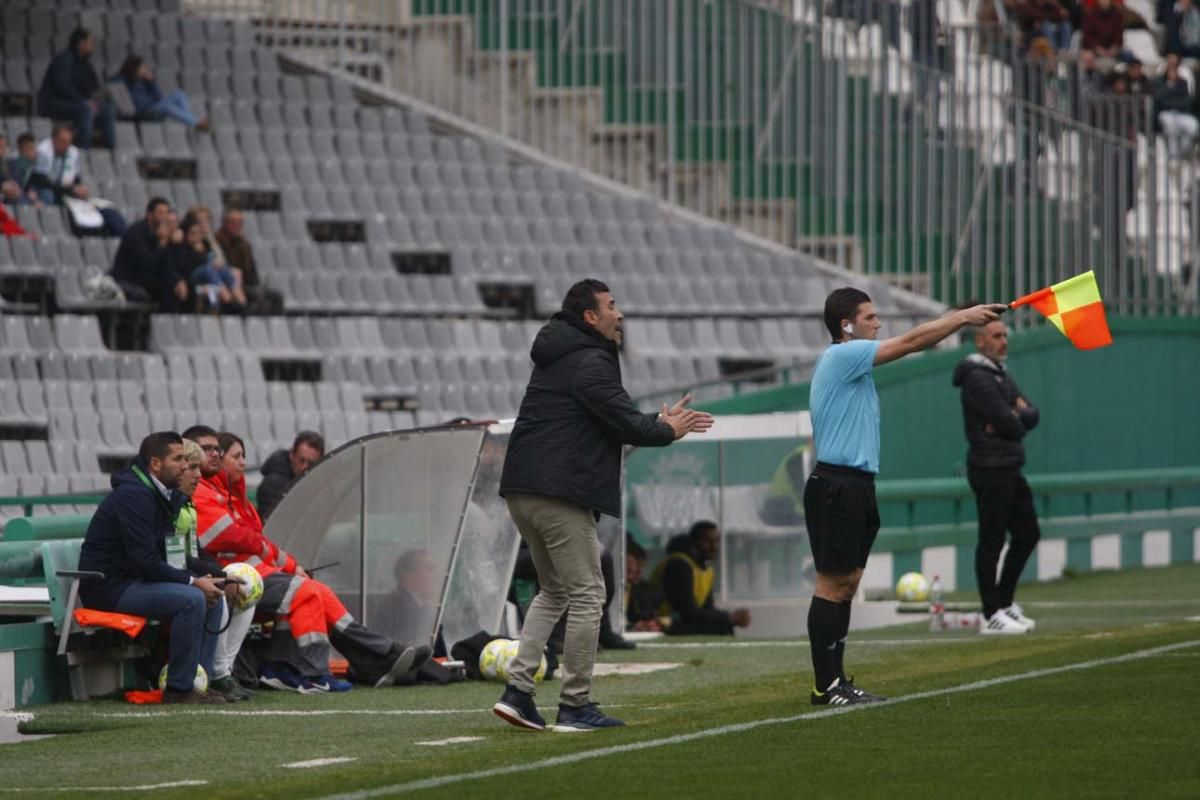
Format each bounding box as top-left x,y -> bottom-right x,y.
809,339 -> 881,474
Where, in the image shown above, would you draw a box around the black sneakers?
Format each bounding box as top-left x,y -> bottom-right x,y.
810,678 -> 877,707
554,702 -> 626,732
843,677 -> 887,703
493,685 -> 546,731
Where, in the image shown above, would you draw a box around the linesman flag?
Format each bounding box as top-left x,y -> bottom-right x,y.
1009,270 -> 1113,350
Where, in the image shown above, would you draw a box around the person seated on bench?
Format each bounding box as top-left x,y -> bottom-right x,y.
79,431 -> 228,704
652,521 -> 752,636
184,426 -> 432,692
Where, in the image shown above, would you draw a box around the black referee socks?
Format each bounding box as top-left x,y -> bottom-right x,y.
835,600 -> 852,683
808,597 -> 843,691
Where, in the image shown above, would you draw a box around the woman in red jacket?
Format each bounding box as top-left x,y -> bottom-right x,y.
190,427 -> 429,692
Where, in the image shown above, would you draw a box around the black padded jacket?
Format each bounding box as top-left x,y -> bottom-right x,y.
499,312 -> 674,518
952,353 -> 1040,469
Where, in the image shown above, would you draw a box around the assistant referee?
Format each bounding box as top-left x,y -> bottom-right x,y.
805,288 -> 1004,706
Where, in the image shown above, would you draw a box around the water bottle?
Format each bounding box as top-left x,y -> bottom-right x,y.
943,611 -> 981,631
928,575 -> 945,631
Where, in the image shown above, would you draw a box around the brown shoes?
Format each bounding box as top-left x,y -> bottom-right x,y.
162,689 -> 226,705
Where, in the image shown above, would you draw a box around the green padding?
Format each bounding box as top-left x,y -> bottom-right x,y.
891,550 -> 921,584
956,545 -> 976,591
871,508 -> 1200,553
3,515 -> 93,542
1067,539 -> 1092,572
1170,529 -> 1195,563
1120,533 -> 1143,569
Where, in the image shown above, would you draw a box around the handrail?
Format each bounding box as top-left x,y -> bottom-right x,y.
877,467 -> 1200,503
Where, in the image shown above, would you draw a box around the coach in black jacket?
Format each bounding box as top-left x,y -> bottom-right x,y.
492,279 -> 713,732
79,432 -> 227,702
952,320 -> 1041,633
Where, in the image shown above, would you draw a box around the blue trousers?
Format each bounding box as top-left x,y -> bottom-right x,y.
149,90 -> 199,127
114,581 -> 224,692
40,97 -> 115,149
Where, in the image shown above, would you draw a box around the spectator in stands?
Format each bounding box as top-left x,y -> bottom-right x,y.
117,55 -> 210,131
182,217 -> 246,312
0,135 -> 21,205
214,207 -> 282,313
1165,0 -> 1200,59
28,124 -> 127,236
1011,1 -> 1074,52
111,196 -> 191,312
624,538 -> 664,632
176,438 -> 255,702
188,427 -> 431,691
6,134 -> 39,205
1013,39 -> 1057,195
1123,54 -> 1151,95
3,133 -> 40,207
1082,0 -> 1129,60
256,431 -> 325,521
78,432 -> 227,704
37,28 -> 115,150
652,521 -> 751,636
1154,54 -> 1198,159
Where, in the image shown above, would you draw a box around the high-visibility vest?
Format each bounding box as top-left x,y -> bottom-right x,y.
651,551 -> 715,617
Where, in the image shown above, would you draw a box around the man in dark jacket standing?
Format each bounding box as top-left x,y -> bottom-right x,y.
37,29 -> 115,150
257,430 -> 325,520
952,320 -> 1041,635
79,432 -> 228,703
492,278 -> 713,732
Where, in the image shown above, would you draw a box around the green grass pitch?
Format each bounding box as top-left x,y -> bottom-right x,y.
6,564 -> 1200,798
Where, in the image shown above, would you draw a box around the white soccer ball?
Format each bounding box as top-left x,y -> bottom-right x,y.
478,638 -> 547,683
159,663 -> 208,693
222,562 -> 264,611
896,571 -> 931,603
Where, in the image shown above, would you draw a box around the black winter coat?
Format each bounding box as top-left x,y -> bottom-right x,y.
256,448 -> 293,521
499,312 -> 674,518
952,354 -> 1040,469
38,48 -> 101,111
79,460 -> 192,611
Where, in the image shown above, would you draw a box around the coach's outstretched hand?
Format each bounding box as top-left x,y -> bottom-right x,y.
661,393 -> 715,440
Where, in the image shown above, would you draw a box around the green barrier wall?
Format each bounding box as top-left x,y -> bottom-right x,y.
699,317 -> 1200,479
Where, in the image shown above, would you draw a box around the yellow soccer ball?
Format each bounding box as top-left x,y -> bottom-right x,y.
479,638 -> 547,683
222,562 -> 264,611
159,663 -> 208,693
896,571 -> 931,603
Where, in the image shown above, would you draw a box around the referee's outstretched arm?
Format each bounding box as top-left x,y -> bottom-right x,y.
874,304 -> 1007,366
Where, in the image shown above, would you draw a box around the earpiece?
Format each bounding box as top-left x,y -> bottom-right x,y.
843,324 -> 853,335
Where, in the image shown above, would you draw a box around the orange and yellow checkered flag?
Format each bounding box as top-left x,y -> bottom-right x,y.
1010,271 -> 1112,350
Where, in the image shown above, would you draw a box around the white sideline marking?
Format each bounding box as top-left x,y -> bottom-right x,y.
1024,600 -> 1200,608
638,638 -> 984,650
314,639 -> 1200,799
416,737 -> 484,747
92,708 -> 488,719
283,757 -> 357,769
592,663 -> 682,677
0,780 -> 208,793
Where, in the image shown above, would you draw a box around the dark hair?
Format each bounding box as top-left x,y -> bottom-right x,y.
688,520 -> 719,542
823,287 -> 872,342
146,196 -> 169,216
218,432 -> 245,455
119,55 -> 144,84
292,430 -> 325,454
16,133 -> 34,147
182,424 -> 219,442
51,122 -> 74,139
139,431 -> 183,463
626,536 -> 647,562
561,278 -> 610,319
69,28 -> 91,51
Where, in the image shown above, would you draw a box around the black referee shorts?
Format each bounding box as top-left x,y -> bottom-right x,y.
803,462 -> 881,574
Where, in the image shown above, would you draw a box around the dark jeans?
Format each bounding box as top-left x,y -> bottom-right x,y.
40,97 -> 116,149
113,581 -> 224,692
968,465 -> 1041,618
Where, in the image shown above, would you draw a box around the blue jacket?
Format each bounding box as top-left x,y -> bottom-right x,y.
124,77 -> 163,118
37,48 -> 101,112
78,460 -> 191,610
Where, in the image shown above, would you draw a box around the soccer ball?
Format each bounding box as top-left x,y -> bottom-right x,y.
896,572 -> 931,603
159,663 -> 208,693
223,562 -> 264,611
478,638 -> 547,683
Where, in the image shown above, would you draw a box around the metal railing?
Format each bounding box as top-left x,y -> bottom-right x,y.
184,0 -> 1200,319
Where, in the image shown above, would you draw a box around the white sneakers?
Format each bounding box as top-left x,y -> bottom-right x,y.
981,606 -> 1035,635
1002,603 -> 1036,631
